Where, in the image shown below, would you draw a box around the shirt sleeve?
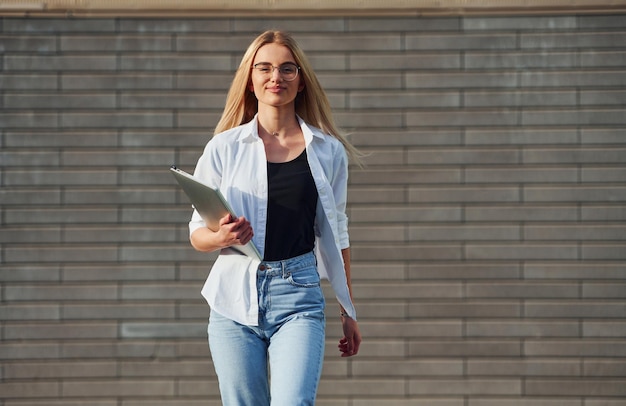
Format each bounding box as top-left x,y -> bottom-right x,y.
330,142 -> 350,249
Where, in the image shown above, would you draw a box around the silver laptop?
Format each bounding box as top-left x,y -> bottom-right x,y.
170,166 -> 261,260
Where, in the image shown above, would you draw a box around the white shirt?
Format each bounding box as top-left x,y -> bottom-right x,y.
189,115 -> 357,326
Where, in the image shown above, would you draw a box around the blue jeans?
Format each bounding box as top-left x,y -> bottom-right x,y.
208,251 -> 326,406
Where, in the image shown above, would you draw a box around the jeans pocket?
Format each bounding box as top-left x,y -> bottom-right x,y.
286,268 -> 320,288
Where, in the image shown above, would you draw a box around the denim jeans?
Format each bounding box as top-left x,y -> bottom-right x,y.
208,251 -> 326,406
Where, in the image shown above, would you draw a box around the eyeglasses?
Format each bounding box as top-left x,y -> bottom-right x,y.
252,62 -> 300,81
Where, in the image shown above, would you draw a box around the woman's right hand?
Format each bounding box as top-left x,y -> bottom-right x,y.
190,213 -> 254,252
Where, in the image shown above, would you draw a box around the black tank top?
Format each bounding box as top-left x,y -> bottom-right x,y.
263,150 -> 318,261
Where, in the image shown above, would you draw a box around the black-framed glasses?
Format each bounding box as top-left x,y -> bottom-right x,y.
252,62 -> 300,81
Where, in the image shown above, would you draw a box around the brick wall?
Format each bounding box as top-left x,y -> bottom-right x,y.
1,14 -> 625,405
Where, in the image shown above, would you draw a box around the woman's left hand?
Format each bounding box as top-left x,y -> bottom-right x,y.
338,316 -> 361,357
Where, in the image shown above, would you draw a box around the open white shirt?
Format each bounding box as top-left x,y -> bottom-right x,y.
189,115 -> 356,326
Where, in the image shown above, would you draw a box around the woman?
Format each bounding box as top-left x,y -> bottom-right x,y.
188,30 -> 361,406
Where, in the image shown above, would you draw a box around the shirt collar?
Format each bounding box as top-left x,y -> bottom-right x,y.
236,114 -> 327,143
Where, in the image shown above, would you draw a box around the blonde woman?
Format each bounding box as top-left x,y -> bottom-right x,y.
189,30 -> 361,406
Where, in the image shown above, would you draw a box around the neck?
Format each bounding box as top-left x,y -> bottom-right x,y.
257,109 -> 299,139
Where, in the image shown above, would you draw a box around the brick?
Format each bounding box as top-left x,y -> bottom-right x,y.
0,382 -> 59,398
583,321 -> 626,338
62,73 -> 174,90
469,400 -> 581,406
349,91 -> 460,109
4,130 -> 117,147
464,16 -> 576,30
234,17 -> 343,33
4,93 -> 116,109
3,361 -> 117,379
62,379 -> 175,397
466,128 -> 578,145
525,225 -> 626,241
350,169 -> 460,185
464,90 -> 576,107
466,243 -> 578,260
350,52 -> 461,70
4,245 -> 119,263
409,224 -> 520,241
466,321 -> 579,337
62,303 -> 177,319
61,35 -> 172,52
120,282 -> 199,300
467,282 -> 578,298
465,52 -> 579,69
3,18 -> 115,33
525,379 -> 626,397
320,73 -> 403,90
0,304 -> 60,320
62,264 -> 176,281
0,226 -> 61,243
120,55 -> 231,71
467,168 -> 577,183
582,206 -> 626,221
0,112 -> 57,128
582,244 -> 626,260
120,360 -> 213,377
350,206 -> 462,223
521,32 -> 626,49
5,169 -> 117,186
0,73 -> 57,90
409,340 -> 521,357
356,282 -> 462,300
349,17 -> 459,32
407,72 -> 518,89
120,92 -> 225,109
408,263 -> 521,280
409,378 -> 521,395
301,34 -> 403,52
524,186 -> 626,202
4,322 -> 118,340
409,186 -> 520,203
463,204 -> 578,222
353,359 -> 463,376
406,110 -> 519,127
5,55 -> 116,71
581,51 -> 626,67
409,147 -> 519,165
60,112 -> 174,128
523,147 -> 626,164
582,168 -> 626,183
467,359 -> 580,376
524,263 -> 626,280
175,73 -> 236,90
119,18 -> 231,32
5,284 -> 118,301
525,302 -> 626,318
352,243 -> 462,261
409,301 -> 520,318
523,109 -> 626,126
318,378 -> 404,396
0,36 -> 56,52
583,359 -> 626,376
176,35 -> 262,52
351,129 -> 462,146
120,322 -> 206,338
4,207 -> 118,224
521,71 -> 626,87
583,283 -> 626,298
407,33 -> 517,50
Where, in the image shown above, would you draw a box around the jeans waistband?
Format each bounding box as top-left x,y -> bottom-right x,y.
258,251 -> 316,277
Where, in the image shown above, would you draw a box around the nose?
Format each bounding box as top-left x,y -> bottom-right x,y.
270,67 -> 282,81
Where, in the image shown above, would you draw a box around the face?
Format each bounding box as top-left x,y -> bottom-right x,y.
249,43 -> 304,109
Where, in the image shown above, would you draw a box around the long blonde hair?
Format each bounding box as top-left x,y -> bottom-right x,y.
214,30 -> 362,165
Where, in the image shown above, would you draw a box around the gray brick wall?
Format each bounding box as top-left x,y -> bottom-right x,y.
1,13 -> 625,405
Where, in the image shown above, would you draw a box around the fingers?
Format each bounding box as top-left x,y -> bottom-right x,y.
218,215 -> 254,246
338,335 -> 360,357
